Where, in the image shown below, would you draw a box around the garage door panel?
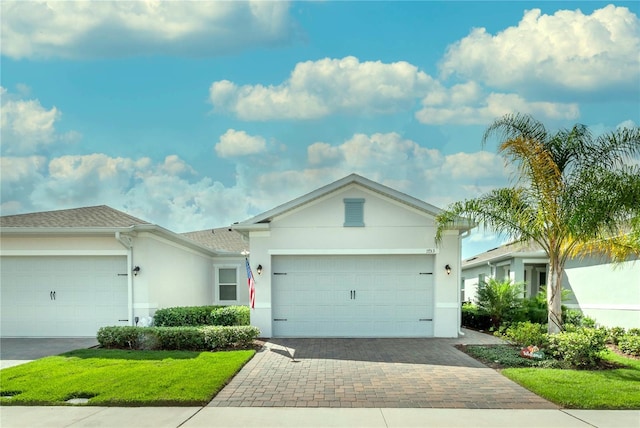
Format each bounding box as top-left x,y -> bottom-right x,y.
1,256 -> 128,337
272,255 -> 434,338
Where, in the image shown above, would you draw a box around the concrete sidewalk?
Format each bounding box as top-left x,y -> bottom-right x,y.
1,407 -> 639,428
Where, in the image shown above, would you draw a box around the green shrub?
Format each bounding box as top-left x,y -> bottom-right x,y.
96,325 -> 260,351
606,326 -> 626,345
501,321 -> 549,348
202,326 -> 260,349
627,328 -> 640,336
97,326 -> 145,349
476,278 -> 523,328
153,327 -> 207,350
514,297 -> 548,324
547,327 -> 607,368
153,306 -> 222,327
211,306 -> 250,326
461,303 -> 491,330
562,309 -> 583,326
618,334 -> 640,356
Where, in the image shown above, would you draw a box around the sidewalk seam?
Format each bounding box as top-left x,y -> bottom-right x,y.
378,408 -> 389,428
560,409 -> 598,427
176,406 -> 206,428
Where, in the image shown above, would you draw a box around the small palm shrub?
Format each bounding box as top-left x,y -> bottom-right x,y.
476,278 -> 524,328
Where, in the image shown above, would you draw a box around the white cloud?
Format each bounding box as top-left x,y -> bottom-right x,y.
215,129 -> 267,158
209,56 -> 436,120
416,86 -> 580,125
0,87 -> 80,155
440,5 -> 640,96
0,156 -> 47,213
1,1 -> 295,59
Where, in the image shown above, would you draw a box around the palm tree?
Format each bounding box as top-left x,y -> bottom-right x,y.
436,113 -> 640,334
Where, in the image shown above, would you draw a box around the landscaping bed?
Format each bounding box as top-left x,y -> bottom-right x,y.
457,343 -> 640,409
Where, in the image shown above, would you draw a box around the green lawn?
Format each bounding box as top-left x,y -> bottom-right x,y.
0,348 -> 255,406
502,351 -> 640,409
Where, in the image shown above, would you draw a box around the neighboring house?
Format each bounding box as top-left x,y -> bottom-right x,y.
0,206 -> 246,337
461,242 -> 640,329
1,174 -> 471,338
233,173 -> 471,338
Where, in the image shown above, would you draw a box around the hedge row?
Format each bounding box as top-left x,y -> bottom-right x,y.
461,303 -> 492,330
153,305 -> 249,327
97,325 -> 260,351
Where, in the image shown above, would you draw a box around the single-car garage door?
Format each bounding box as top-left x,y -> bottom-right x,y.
272,255 -> 434,337
1,256 -> 129,337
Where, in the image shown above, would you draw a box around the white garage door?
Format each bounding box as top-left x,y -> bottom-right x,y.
272,255 -> 434,337
1,256 -> 129,337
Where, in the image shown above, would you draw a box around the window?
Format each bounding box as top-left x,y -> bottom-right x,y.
344,198 -> 365,227
218,268 -> 237,301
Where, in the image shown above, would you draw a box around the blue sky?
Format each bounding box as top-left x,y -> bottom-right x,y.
1,1 -> 639,258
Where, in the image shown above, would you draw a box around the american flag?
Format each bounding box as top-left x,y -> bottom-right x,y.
245,258 -> 256,309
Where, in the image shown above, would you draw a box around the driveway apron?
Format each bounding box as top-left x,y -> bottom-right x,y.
209,330 -> 556,409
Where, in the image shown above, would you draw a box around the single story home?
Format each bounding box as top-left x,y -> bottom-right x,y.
1,173 -> 471,338
461,241 -> 640,329
0,207 -> 248,337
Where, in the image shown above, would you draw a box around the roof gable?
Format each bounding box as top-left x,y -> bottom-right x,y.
236,173 -> 446,227
0,205 -> 150,228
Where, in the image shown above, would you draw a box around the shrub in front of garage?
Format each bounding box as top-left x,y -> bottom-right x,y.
97,325 -> 260,351
153,305 -> 222,326
210,306 -> 250,326
153,305 -> 250,327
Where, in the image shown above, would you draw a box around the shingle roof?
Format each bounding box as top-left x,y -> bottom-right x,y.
181,227 -> 247,254
462,240 -> 545,268
0,205 -> 151,228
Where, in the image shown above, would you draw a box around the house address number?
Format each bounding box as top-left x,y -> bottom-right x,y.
425,248 -> 439,254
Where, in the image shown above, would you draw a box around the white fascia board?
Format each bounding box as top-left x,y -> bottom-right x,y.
1,250 -> 128,256
232,223 -> 270,234
1,224 -> 220,257
0,226 -> 136,235
269,248 -> 439,255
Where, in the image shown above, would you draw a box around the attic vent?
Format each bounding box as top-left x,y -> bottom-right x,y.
344,198 -> 365,227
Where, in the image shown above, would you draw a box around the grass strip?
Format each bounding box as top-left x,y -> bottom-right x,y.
0,348 -> 254,406
502,351 -> 640,409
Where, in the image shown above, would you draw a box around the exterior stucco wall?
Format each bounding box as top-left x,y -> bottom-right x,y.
247,185 -> 461,338
461,265 -> 491,303
131,233 -> 214,319
564,257 -> 639,329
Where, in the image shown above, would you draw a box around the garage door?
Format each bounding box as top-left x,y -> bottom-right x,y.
1,256 -> 129,337
272,255 -> 434,337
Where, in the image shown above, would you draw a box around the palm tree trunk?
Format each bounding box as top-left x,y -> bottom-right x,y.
547,255 -> 564,334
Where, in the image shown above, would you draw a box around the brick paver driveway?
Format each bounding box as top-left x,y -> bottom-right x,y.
209,330 -> 556,409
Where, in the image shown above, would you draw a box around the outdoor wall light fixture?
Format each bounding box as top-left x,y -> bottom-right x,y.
132,266 -> 141,276
257,264 -> 263,275
445,264 -> 452,275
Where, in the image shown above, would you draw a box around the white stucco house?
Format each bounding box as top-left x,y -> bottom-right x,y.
461,241 -> 640,329
1,174 -> 471,338
233,174 -> 470,338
